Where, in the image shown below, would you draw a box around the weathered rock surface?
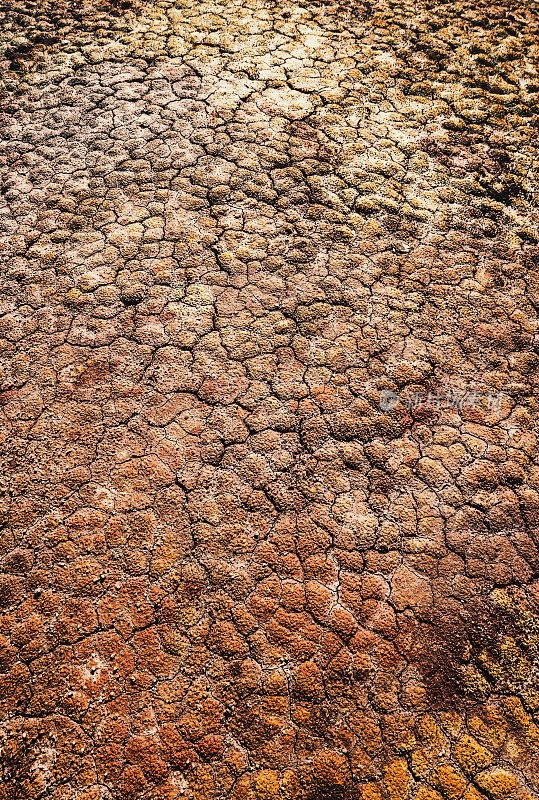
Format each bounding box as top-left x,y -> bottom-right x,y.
0,0 -> 539,798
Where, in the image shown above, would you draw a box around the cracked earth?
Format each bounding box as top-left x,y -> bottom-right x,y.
1,0 -> 539,798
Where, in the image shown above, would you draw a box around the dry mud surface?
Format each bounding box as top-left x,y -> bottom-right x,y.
1,1 -> 539,798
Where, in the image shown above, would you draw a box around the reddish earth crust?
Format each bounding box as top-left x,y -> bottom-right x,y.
0,0 -> 539,798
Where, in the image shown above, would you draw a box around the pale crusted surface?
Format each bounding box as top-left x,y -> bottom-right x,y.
1,1 -> 539,799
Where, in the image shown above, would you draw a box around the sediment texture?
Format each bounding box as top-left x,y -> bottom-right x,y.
1,0 -> 539,798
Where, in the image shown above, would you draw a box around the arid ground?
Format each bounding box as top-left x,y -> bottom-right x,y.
1,0 -> 539,798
